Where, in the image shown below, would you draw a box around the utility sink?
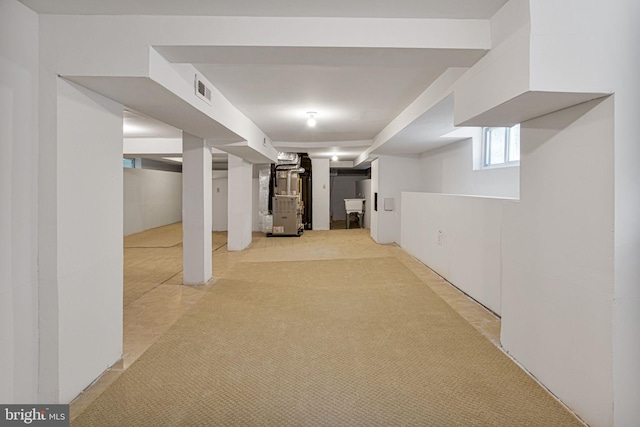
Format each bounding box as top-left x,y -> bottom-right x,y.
344,198 -> 365,213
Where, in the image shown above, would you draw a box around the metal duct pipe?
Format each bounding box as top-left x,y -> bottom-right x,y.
287,167 -> 305,195
274,164 -> 298,193
275,165 -> 299,171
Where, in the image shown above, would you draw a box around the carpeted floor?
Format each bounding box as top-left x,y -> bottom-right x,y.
123,224 -> 227,306
72,227 -> 583,426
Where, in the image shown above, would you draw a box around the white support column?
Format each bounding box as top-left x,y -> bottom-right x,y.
182,133 -> 212,285
227,154 -> 253,251
311,158 -> 330,230
38,78 -> 124,403
370,158 -> 379,243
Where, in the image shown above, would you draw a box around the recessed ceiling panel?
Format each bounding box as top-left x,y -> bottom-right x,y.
195,62 -> 446,142
157,46 -> 486,144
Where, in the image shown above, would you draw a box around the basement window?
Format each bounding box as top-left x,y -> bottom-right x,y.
482,124 -> 520,167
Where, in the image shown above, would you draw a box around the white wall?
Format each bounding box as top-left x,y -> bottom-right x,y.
401,193 -> 508,315
373,155 -> 422,244
212,176 -> 228,231
12,0 -> 637,422
599,2 -> 640,426
356,179 -> 372,229
121,169 -> 241,235
252,177 -> 260,232
312,158 -> 330,230
55,79 -> 124,403
403,99 -> 616,427
501,98 -> 614,427
420,137 -> 519,198
227,155 -> 252,251
528,1 -> 611,94
0,0 -> 39,404
454,0 -> 531,125
444,2 -> 635,424
123,168 -> 182,236
330,175 -> 366,221
370,159 -> 379,242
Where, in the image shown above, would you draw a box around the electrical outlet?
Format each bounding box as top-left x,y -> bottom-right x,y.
437,230 -> 443,246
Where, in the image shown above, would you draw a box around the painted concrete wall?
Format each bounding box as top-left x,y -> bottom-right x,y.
501,98 -> 614,427
419,137 -> 519,198
0,0 -> 39,403
311,158 -> 330,230
55,79 -> 124,403
401,193 -> 508,315
123,168 -> 182,236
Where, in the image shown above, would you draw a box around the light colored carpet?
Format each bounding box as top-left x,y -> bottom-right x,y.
124,223 -> 184,248
123,227 -> 227,306
73,231 -> 583,426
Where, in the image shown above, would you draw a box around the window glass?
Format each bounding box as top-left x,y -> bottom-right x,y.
483,124 -> 520,167
508,125 -> 520,162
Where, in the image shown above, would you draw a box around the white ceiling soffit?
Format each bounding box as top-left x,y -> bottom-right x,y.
373,94 -> 473,155
273,140 -> 372,162
455,91 -> 611,127
65,76 -> 244,142
221,142 -> 277,164
156,46 -> 487,144
126,153 -> 228,165
123,109 -> 182,139
18,0 -> 508,19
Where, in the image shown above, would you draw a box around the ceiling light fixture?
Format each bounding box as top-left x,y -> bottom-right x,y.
306,112 -> 317,127
331,155 -> 338,161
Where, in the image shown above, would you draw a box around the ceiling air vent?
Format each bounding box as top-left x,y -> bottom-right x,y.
194,74 -> 212,105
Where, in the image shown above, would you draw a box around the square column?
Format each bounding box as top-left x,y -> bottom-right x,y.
311,158 -> 330,230
182,133 -> 212,285
227,154 -> 252,251
38,79 -> 123,403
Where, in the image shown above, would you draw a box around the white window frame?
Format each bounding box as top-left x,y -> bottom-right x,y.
482,125 -> 520,168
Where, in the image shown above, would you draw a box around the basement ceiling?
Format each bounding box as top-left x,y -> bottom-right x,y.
156,46 -> 486,145
18,0 -> 508,19
20,0 -> 509,162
